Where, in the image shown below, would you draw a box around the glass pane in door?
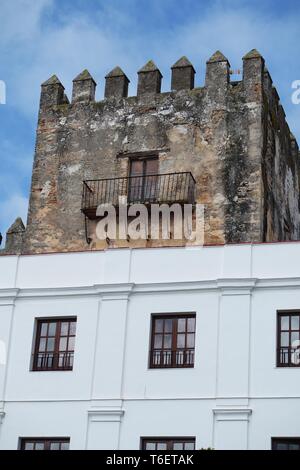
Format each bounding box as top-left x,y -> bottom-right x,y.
129,160 -> 144,202
144,159 -> 158,201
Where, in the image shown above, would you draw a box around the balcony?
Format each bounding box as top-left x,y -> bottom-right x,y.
277,347 -> 300,367
81,172 -> 196,219
150,348 -> 195,368
32,352 -> 74,371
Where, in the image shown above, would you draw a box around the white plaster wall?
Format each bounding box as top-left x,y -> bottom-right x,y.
0,243 -> 300,449
0,401 -> 88,450
122,291 -> 218,399
4,297 -> 99,401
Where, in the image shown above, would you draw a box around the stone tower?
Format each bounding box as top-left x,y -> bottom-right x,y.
2,49 -> 300,254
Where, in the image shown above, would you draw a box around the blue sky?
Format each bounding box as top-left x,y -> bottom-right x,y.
1,0 -> 300,241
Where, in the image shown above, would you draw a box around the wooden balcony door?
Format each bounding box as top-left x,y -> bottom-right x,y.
128,157 -> 158,203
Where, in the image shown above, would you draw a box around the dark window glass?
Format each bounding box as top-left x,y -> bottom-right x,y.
277,312 -> 300,367
141,438 -> 195,451
150,314 -> 196,368
129,157 -> 158,203
33,318 -> 76,371
20,438 -> 70,451
272,438 -> 300,450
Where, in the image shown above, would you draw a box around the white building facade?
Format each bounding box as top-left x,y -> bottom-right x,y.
0,242 -> 300,450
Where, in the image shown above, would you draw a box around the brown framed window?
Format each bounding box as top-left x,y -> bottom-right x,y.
20,438 -> 70,450
32,318 -> 76,371
277,312 -> 300,367
272,438 -> 300,450
149,314 -> 196,368
129,156 -> 158,203
141,437 -> 195,450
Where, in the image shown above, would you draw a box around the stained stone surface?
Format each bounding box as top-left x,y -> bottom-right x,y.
2,51 -> 300,254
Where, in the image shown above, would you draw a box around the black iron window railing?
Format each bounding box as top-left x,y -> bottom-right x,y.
33,351 -> 74,371
150,348 -> 194,368
81,172 -> 196,218
277,347 -> 300,367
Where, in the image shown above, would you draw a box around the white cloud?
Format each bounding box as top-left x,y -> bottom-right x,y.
0,0 -> 52,44
2,0 -> 300,126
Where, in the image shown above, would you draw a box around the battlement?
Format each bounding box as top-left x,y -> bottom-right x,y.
3,48 -> 299,256
39,49 -> 269,107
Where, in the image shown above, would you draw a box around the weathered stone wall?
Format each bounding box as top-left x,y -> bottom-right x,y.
262,69 -> 300,241
11,49 -> 299,255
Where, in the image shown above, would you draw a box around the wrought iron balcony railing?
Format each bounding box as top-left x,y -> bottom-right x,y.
150,348 -> 195,368
277,347 -> 300,367
81,172 -> 196,218
32,352 -> 74,371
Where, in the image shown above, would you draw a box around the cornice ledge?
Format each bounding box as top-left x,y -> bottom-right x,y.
0,288 -> 19,305
14,277 -> 300,300
12,283 -> 135,300
94,283 -> 135,300
217,278 -> 257,295
133,280 -> 217,294
18,286 -> 97,300
256,277 -> 300,289
213,407 -> 252,421
87,408 -> 125,422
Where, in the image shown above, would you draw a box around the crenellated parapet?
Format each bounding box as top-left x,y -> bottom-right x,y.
137,60 -> 162,95
40,75 -> 65,108
205,51 -> 230,89
72,69 -> 96,103
105,66 -> 129,99
1,218 -> 25,255
38,50 -> 279,108
171,56 -> 195,91
242,49 -> 264,102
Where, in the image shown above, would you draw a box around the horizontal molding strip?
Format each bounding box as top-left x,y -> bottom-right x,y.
2,276 -> 300,300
